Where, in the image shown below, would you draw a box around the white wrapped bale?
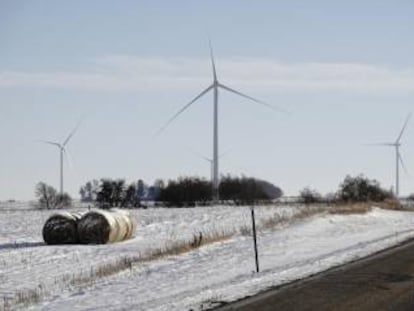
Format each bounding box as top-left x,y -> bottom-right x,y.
112,208 -> 137,240
42,211 -> 84,245
77,209 -> 137,244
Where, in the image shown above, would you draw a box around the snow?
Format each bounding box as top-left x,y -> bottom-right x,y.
1,205 -> 414,311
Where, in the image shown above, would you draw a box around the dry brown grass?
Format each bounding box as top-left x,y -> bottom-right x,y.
238,205 -> 331,235
1,285 -> 44,311
329,199 -> 405,215
374,198 -> 404,211
242,200 -> 406,235
329,203 -> 372,215
260,205 -> 328,232
142,231 -> 232,260
258,200 -> 401,233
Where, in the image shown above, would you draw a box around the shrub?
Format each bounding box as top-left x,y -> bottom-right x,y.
35,182 -> 72,209
55,193 -> 72,208
159,176 -> 211,207
219,175 -> 275,205
336,175 -> 393,203
299,187 -> 322,204
79,180 -> 99,202
95,179 -> 142,209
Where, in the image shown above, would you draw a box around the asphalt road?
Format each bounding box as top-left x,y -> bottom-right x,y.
215,238 -> 414,311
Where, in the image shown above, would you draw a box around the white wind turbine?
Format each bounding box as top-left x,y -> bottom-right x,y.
156,42 -> 285,203
190,149 -> 231,190
39,122 -> 81,195
370,113 -> 411,197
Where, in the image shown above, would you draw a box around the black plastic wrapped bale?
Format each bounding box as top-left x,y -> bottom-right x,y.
42,212 -> 83,245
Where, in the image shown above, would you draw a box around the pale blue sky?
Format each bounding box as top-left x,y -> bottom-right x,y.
1,0 -> 414,200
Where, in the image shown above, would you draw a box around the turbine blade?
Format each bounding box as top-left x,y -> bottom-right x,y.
201,155 -> 213,163
62,147 -> 82,185
396,112 -> 411,143
365,142 -> 395,146
208,39 -> 217,82
38,140 -> 61,148
398,152 -> 408,175
218,83 -> 289,114
191,148 -> 229,163
219,148 -> 232,159
154,84 -> 213,137
201,156 -> 213,163
62,147 -> 75,173
63,120 -> 82,147
189,149 -> 212,163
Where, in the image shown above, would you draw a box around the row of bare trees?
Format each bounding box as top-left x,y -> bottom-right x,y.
36,174 -> 393,209
76,176 -> 282,208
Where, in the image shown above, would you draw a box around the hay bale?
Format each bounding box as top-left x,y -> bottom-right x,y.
78,209 -> 137,244
111,208 -> 137,240
42,212 -> 84,245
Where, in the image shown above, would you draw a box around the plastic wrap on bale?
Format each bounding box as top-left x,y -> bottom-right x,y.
77,209 -> 137,244
42,211 -> 84,245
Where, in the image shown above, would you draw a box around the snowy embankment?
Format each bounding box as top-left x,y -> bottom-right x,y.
1,205 -> 414,311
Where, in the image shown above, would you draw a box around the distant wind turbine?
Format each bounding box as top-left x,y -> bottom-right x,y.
368,113 -> 411,197
190,149 -> 231,189
39,121 -> 81,195
156,41 -> 285,203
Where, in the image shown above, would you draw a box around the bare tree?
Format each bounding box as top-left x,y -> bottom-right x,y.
35,182 -> 57,209
35,182 -> 72,209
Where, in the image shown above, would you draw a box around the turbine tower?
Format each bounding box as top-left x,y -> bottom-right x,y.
156,42 -> 284,203
203,156 -> 214,195
370,113 -> 411,197
40,122 -> 81,195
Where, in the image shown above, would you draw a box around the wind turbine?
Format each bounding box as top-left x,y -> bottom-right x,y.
39,122 -> 81,195
190,149 -> 231,189
369,113 -> 411,197
156,42 -> 285,203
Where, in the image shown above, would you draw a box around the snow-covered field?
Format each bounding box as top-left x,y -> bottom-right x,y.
1,204 -> 414,311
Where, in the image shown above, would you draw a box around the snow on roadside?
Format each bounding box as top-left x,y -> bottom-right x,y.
17,207 -> 414,311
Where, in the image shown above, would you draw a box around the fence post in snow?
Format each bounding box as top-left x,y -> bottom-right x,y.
251,205 -> 260,273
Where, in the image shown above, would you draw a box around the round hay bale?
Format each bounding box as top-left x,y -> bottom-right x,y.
78,209 -> 137,244
78,211 -> 112,244
42,212 -> 83,245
